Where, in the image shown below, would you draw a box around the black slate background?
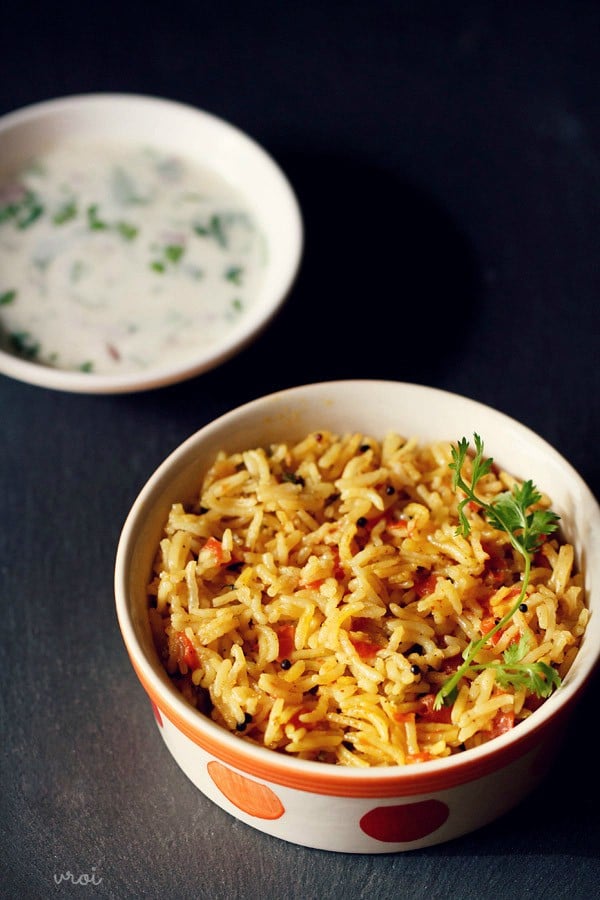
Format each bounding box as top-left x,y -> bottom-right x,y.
1,2 -> 599,898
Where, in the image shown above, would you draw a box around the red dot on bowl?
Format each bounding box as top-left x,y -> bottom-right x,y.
207,761 -> 285,820
360,799 -> 449,843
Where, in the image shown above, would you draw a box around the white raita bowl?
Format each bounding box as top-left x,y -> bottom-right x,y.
0,93 -> 302,393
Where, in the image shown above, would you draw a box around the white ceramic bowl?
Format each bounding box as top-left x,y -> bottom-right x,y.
0,93 -> 302,393
114,380 -> 600,852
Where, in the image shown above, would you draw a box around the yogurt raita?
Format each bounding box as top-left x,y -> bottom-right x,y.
0,140 -> 266,374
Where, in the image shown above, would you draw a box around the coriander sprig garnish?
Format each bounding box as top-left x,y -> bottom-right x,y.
469,634 -> 561,697
434,434 -> 561,710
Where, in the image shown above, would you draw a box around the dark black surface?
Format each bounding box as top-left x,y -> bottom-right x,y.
2,2 -> 599,898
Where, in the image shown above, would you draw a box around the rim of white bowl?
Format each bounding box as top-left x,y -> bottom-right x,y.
0,93 -> 303,394
115,380 -> 600,790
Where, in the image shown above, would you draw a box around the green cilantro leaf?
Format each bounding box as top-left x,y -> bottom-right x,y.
466,636 -> 562,698
434,434 -> 562,710
87,204 -> 108,230
52,199 -> 77,225
0,289 -> 17,305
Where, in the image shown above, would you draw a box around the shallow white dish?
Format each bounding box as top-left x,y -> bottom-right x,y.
0,93 -> 303,393
115,380 -> 600,852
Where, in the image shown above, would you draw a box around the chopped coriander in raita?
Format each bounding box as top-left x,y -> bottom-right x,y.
0,140 -> 266,373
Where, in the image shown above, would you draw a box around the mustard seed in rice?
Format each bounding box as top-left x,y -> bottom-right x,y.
147,431 -> 588,766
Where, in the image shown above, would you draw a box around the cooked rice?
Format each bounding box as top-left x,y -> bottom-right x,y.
147,431 -> 588,766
